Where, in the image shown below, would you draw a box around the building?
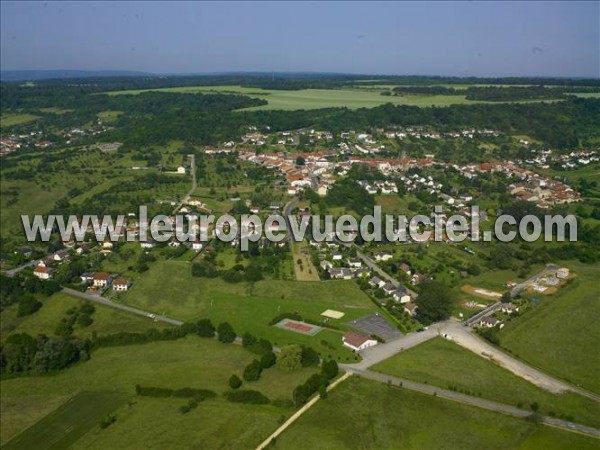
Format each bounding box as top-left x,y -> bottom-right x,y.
501,303 -> 519,314
404,302 -> 418,317
33,266 -> 53,280
329,268 -> 353,280
177,166 -> 187,174
342,332 -> 378,352
112,278 -> 131,291
479,316 -> 501,328
556,267 -> 570,279
374,251 -> 393,262
369,276 -> 386,288
93,272 -> 112,288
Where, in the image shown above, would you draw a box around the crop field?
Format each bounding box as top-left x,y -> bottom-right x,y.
122,261 -> 377,359
498,262 -> 600,393
0,336 -> 318,449
0,113 -> 40,128
2,392 -> 125,450
274,376 -> 600,450
103,85 -> 567,110
371,338 -> 600,428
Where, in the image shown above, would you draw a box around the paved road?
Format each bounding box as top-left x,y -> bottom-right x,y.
465,301 -> 501,327
62,287 -> 184,326
4,249 -> 64,278
511,264 -> 559,298
346,368 -> 600,439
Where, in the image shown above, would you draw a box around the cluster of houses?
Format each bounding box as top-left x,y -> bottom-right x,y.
477,303 -> 520,329
358,180 -> 398,195
79,272 -> 132,292
32,249 -> 71,280
524,149 -> 598,171
368,276 -> 418,317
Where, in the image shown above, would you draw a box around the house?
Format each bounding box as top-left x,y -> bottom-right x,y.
342,332 -> 378,352
331,251 -> 343,261
369,276 -> 386,288
347,258 -> 362,268
140,240 -> 156,249
53,250 -> 70,262
192,240 -> 204,251
382,282 -> 397,295
404,302 -> 418,317
501,303 -> 519,314
80,272 -> 94,283
399,263 -> 411,275
177,166 -> 187,174
479,316 -> 501,328
354,267 -> 371,278
33,266 -> 53,280
112,278 -> 131,292
320,260 -> 333,271
556,267 -> 570,279
329,268 -> 353,280
374,251 -> 393,262
392,286 -> 411,303
93,272 -> 112,288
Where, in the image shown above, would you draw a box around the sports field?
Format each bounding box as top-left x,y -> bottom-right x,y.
275,376 -> 600,449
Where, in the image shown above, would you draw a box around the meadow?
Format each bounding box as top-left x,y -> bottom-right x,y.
498,261 -> 600,393
121,260 -> 378,360
273,376 -> 600,450
1,336 -> 318,448
0,113 -> 40,128
371,338 -> 600,428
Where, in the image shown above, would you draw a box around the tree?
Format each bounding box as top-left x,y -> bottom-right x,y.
217,322 -> 236,343
17,295 -> 42,317
321,360 -> 339,380
415,281 -> 453,324
296,156 -> 306,166
197,319 -> 215,338
229,374 -> 243,389
300,346 -> 320,367
501,291 -> 512,303
467,263 -> 481,276
242,332 -> 257,348
276,344 -> 303,372
243,359 -> 262,381
260,351 -> 276,369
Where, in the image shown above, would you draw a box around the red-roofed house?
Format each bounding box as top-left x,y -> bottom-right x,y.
112,278 -> 131,292
33,266 -> 53,280
342,332 -> 378,352
93,272 -> 112,287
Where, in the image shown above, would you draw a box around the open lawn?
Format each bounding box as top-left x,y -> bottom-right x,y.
103,85 -> 559,111
122,261 -> 377,359
1,336 -> 318,448
292,241 -> 320,281
274,376 -> 599,450
498,262 -> 600,393
371,338 -> 600,428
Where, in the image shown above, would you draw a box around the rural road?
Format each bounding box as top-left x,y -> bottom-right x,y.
4,249 -> 65,277
172,153 -> 196,215
62,287 -> 184,326
346,368 -> 600,439
510,263 -> 559,298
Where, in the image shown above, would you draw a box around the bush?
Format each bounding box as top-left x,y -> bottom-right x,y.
100,414 -> 117,429
17,295 -> 42,317
225,390 -> 270,405
217,322 -> 236,343
229,374 -> 243,389
77,313 -> 94,328
321,360 -> 339,380
197,319 -> 216,338
300,346 -> 320,367
260,351 -> 277,369
135,385 -> 216,400
243,359 -> 263,381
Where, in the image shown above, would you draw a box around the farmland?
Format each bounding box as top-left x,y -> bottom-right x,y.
498,262 -> 600,393
103,85 -> 552,110
0,336 -> 318,449
0,113 -> 39,129
274,376 -> 600,450
371,338 -> 600,428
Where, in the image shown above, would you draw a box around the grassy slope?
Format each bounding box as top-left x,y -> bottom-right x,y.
371,338 -> 600,428
498,262 -> 600,393
122,260 -> 377,360
0,114 -> 39,128
274,377 -> 600,450
1,336 -> 317,447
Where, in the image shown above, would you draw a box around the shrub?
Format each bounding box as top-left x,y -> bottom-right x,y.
260,351 -> 276,369
243,359 -> 263,381
225,390 -> 270,405
229,374 -> 243,389
217,322 -> 236,343
197,319 -> 216,338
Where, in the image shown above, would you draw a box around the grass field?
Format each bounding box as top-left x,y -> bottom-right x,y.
292,241 -> 320,281
498,262 -> 600,393
2,392 -> 125,450
103,85 -> 561,111
274,376 -> 600,450
1,336 -> 318,448
121,260 -> 377,360
371,338 -> 600,428
0,113 -> 39,128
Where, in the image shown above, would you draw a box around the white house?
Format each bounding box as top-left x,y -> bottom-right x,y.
374,251 -> 393,262
33,266 -> 53,280
501,303 -> 519,314
93,272 -> 112,288
177,166 -> 187,174
112,278 -> 131,292
556,267 -> 570,279
479,316 -> 501,328
404,302 -> 418,317
331,251 -> 343,261
342,332 -> 378,352
320,260 -> 333,271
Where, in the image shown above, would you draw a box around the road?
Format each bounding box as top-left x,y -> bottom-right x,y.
62,287 -> 184,326
3,249 -> 65,278
282,197 -> 299,242
172,153 -> 197,214
464,301 -> 501,327
345,368 -> 600,439
511,263 -> 559,298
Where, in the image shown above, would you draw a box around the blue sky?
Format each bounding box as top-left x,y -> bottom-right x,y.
1,1 -> 598,77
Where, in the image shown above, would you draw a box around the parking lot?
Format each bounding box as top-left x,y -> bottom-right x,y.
346,313 -> 402,342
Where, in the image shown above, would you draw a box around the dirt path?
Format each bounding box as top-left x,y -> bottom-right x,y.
255,372 -> 352,450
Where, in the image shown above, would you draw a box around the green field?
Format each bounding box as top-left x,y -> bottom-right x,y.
103,85 -> 546,110
274,376 -> 600,450
498,262 -> 600,393
2,392 -> 125,450
1,336 -> 318,448
371,338 -> 600,428
0,113 -> 40,128
121,260 -> 377,360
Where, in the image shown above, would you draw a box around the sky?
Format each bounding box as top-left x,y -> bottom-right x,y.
1,1 -> 598,77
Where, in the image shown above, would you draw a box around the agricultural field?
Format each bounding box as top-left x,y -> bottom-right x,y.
0,113 -> 39,128
274,376 -> 600,450
371,338 -> 600,428
100,85 -> 480,110
121,260 -> 377,360
497,262 -> 600,393
0,336 -> 318,449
